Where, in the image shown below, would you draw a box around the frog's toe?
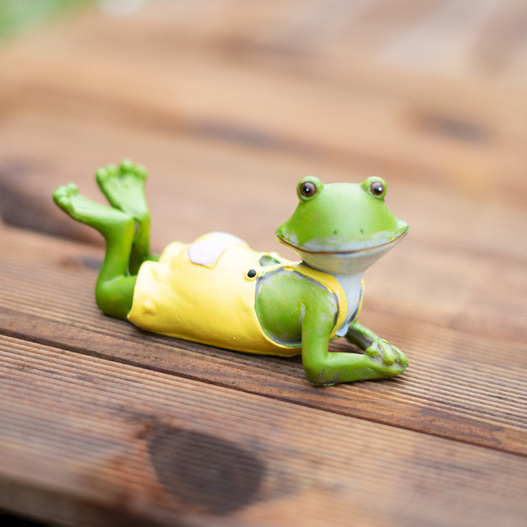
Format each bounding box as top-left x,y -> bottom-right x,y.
118,158 -> 143,176
134,164 -> 148,180
65,182 -> 79,192
381,345 -> 396,366
56,195 -> 71,210
97,164 -> 116,180
120,158 -> 134,173
95,167 -> 109,184
121,159 -> 147,179
396,348 -> 409,369
53,184 -> 78,211
365,343 -> 381,359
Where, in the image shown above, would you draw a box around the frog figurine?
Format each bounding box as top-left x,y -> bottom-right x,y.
53,160 -> 409,386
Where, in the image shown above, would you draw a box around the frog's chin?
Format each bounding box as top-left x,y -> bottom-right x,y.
277,229 -> 408,275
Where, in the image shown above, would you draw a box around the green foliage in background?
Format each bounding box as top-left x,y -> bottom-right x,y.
0,0 -> 95,40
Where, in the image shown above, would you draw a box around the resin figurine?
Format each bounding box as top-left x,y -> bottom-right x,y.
53,160 -> 409,386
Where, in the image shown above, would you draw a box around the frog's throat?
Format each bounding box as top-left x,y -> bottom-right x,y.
275,228 -> 408,256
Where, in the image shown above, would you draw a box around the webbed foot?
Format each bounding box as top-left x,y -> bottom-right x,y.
96,160 -> 153,272
53,183 -> 131,234
96,160 -> 149,223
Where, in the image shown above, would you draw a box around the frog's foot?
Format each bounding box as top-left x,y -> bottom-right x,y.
96,160 -> 152,272
53,183 -> 132,236
364,339 -> 408,376
96,160 -> 149,224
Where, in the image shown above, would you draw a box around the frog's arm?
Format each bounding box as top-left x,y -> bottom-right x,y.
257,270 -> 407,385
302,311 -> 408,387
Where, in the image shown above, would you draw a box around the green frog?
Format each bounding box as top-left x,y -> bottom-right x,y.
53,160 -> 409,386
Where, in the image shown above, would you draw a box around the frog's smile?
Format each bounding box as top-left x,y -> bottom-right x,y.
276,227 -> 408,256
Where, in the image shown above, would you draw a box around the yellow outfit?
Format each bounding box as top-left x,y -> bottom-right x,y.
128,233 -> 357,356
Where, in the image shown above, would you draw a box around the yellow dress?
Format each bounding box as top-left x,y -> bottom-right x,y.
128,232 -> 354,356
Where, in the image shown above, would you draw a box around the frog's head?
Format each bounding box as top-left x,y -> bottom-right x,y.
275,176 -> 408,274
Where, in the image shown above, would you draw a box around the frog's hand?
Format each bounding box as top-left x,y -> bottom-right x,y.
302,314 -> 407,386
346,320 -> 408,370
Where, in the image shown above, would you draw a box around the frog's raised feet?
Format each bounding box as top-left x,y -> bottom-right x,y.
53,183 -> 132,236
96,160 -> 149,224
96,160 -> 152,272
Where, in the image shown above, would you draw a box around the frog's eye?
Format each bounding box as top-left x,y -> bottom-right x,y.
370,181 -> 384,196
297,176 -> 324,201
361,177 -> 387,200
300,181 -> 316,197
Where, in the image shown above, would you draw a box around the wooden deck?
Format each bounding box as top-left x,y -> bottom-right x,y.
0,1 -> 526,525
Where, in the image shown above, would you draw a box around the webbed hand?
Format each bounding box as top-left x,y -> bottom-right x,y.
301,311 -> 408,386
346,320 -> 408,375
365,337 -> 407,366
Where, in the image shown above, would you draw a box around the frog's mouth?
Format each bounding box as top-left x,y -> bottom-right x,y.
276,228 -> 408,255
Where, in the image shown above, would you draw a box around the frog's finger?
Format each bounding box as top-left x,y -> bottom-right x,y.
365,343 -> 381,360
394,347 -> 409,368
380,341 -> 396,365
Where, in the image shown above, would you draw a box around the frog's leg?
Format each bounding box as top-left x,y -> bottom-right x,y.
301,314 -> 408,386
96,159 -> 154,274
53,184 -> 136,320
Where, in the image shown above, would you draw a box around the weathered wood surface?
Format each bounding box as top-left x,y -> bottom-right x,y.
0,0 -> 526,526
3,332 -> 527,527
0,224 -> 526,461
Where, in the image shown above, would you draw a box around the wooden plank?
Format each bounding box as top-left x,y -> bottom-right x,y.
1,334 -> 526,527
0,225 -> 525,457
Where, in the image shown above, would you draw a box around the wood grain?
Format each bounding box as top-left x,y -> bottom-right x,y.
1,334 -> 526,527
0,224 -> 525,457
